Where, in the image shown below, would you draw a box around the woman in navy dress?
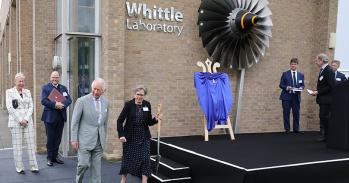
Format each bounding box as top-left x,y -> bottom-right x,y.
117,85 -> 159,183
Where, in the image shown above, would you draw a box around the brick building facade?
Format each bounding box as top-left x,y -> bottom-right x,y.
0,0 -> 338,160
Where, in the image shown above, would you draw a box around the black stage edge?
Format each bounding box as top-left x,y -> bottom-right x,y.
151,132 -> 349,183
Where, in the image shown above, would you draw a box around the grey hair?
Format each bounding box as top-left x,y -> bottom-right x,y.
134,85 -> 147,95
91,78 -> 106,91
317,53 -> 330,63
15,72 -> 25,80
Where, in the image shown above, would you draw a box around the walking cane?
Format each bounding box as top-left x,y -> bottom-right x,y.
155,104 -> 162,174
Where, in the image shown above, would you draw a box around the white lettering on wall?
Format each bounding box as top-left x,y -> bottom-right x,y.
126,2 -> 184,22
125,1 -> 184,36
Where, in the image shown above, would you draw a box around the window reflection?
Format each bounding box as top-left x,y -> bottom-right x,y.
56,0 -> 62,34
69,37 -> 95,98
69,0 -> 96,33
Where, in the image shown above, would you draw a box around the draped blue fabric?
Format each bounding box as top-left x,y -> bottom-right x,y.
194,72 -> 234,131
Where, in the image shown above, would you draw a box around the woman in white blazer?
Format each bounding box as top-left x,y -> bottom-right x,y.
5,73 -> 39,174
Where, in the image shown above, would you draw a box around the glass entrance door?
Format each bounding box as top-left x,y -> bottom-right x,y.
69,37 -> 95,99
66,36 -> 95,155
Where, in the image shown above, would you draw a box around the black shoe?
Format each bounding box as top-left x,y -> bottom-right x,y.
293,131 -> 304,134
47,159 -> 53,166
317,136 -> 326,142
17,170 -> 25,174
53,158 -> 64,164
31,170 -> 39,173
284,131 -> 290,134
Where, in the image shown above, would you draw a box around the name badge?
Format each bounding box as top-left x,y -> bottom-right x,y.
143,107 -> 149,111
336,78 -> 341,81
63,92 -> 68,96
319,76 -> 323,81
298,80 -> 303,83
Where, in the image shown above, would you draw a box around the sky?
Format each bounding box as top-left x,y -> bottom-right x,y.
335,0 -> 349,71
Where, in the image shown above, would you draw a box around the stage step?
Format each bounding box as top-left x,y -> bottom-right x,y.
150,155 -> 191,183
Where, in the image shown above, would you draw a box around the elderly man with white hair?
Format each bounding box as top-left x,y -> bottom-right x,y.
6,73 -> 39,174
311,53 -> 335,142
71,78 -> 109,183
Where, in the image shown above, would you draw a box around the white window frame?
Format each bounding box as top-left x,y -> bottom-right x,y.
55,0 -> 101,157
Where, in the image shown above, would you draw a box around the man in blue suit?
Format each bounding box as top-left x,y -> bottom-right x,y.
41,71 -> 72,166
331,60 -> 347,84
279,58 -> 305,133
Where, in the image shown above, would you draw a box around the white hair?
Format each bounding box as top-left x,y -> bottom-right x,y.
15,72 -> 25,81
91,78 -> 106,91
317,53 -> 329,63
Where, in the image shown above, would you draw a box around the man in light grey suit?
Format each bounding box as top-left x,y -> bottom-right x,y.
71,78 -> 109,183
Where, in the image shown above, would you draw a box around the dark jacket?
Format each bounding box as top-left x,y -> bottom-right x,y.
335,71 -> 347,84
316,65 -> 335,104
41,83 -> 72,123
279,70 -> 305,101
117,99 -> 158,139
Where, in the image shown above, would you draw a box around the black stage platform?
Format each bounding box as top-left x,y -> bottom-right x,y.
151,132 -> 349,183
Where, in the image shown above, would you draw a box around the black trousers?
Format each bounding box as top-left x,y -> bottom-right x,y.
319,104 -> 331,136
44,115 -> 64,160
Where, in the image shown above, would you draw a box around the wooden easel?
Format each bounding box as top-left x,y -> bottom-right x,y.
197,58 -> 235,141
155,104 -> 162,174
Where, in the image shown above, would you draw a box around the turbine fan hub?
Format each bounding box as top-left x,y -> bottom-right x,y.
235,10 -> 259,31
198,0 -> 272,70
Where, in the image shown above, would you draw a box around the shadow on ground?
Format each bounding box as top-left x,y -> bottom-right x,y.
0,149 -> 141,183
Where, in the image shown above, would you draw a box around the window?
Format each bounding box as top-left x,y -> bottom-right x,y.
69,0 -> 97,33
69,37 -> 95,98
56,0 -> 62,34
55,0 -> 100,157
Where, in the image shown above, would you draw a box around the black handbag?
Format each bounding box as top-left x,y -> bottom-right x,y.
12,99 -> 18,109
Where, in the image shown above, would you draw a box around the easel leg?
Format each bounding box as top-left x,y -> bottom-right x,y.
227,117 -> 235,140
204,116 -> 209,141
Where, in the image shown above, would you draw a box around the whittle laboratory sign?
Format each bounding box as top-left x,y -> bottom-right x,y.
125,2 -> 184,36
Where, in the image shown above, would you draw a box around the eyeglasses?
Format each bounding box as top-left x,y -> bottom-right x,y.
136,93 -> 144,96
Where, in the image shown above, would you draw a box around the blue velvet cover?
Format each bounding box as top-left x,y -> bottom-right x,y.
194,72 -> 234,131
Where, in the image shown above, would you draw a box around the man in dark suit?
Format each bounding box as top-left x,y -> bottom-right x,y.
279,58 -> 305,133
41,71 -> 72,166
331,60 -> 347,84
311,53 -> 335,142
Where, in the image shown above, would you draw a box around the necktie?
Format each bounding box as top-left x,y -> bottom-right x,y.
292,71 -> 296,88
319,68 -> 323,77
96,100 -> 101,113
